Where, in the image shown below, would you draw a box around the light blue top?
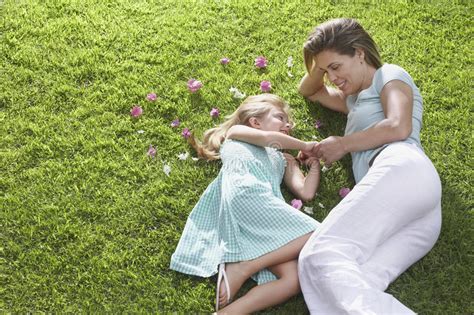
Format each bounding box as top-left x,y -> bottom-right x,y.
345,64 -> 423,183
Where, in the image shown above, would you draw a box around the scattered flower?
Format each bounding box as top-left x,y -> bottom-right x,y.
229,86 -> 246,99
254,56 -> 268,69
187,78 -> 203,93
314,120 -> 323,129
146,93 -> 157,101
303,206 -> 314,215
321,165 -> 330,172
191,157 -> 199,161
260,80 -> 272,92
318,202 -> 325,209
137,130 -> 145,134
130,105 -> 143,118
182,128 -> 191,139
287,56 -> 294,68
163,163 -> 171,176
210,107 -> 220,118
177,152 -> 189,160
287,71 -> 294,78
147,145 -> 157,158
220,57 -> 230,65
171,119 -> 180,128
291,199 -> 303,210
339,187 -> 351,198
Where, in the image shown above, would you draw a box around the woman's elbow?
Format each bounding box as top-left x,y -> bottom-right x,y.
391,122 -> 412,141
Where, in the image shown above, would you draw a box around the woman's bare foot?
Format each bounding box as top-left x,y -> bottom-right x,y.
218,261 -> 253,307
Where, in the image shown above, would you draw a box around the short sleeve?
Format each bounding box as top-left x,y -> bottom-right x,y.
374,64 -> 415,94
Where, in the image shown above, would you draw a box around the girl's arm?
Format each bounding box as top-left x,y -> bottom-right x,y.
314,80 -> 414,164
283,153 -> 320,202
226,125 -> 315,152
298,66 -> 348,114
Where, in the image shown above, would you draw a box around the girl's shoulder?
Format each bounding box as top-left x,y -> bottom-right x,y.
220,138 -> 262,156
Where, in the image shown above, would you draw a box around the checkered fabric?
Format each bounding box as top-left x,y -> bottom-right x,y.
170,139 -> 319,284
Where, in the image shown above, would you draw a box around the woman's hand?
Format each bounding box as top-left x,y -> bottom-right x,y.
312,136 -> 347,165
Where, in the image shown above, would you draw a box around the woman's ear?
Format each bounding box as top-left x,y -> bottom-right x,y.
355,48 -> 365,61
248,117 -> 261,129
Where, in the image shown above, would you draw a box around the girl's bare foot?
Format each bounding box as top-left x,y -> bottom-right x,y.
218,261 -> 253,307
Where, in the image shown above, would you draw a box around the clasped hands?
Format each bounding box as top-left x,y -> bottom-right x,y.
299,136 -> 347,167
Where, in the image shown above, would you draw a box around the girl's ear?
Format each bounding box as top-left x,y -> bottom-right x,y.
248,117 -> 261,129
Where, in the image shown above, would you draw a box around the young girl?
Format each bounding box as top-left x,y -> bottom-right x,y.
170,94 -> 321,313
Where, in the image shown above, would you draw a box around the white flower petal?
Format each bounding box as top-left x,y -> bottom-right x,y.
177,152 -> 189,160
191,157 -> 199,161
303,206 -> 314,215
318,202 -> 325,209
229,86 -> 246,99
287,71 -> 294,78
322,165 -> 330,173
137,130 -> 145,134
163,164 -> 171,176
287,56 -> 294,68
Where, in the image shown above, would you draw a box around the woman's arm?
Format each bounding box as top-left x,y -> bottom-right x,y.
283,153 -> 320,202
314,80 -> 414,164
298,66 -> 348,114
226,125 -> 315,152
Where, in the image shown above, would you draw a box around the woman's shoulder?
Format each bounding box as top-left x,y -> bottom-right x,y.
374,63 -> 415,93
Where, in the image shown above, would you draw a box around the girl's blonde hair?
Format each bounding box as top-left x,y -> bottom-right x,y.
303,18 -> 382,74
188,94 -> 292,160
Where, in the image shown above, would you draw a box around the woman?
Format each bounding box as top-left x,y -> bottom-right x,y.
297,18 -> 442,314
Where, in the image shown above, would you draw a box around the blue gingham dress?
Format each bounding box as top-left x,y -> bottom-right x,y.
170,139 -> 319,284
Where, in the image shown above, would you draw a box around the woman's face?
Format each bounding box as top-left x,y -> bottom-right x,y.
315,49 -> 369,96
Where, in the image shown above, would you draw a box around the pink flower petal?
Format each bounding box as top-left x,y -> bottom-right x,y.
290,199 -> 303,210
260,80 -> 272,92
314,120 -> 323,129
182,128 -> 191,139
254,56 -> 268,68
147,145 -> 157,158
171,119 -> 180,128
187,78 -> 203,93
339,187 -> 351,198
220,57 -> 230,65
130,105 -> 143,118
146,93 -> 157,101
210,107 -> 220,118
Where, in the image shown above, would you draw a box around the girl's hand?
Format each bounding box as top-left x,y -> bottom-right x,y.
296,150 -> 309,164
306,156 -> 320,169
312,136 -> 347,165
283,152 -> 299,167
303,141 -> 318,154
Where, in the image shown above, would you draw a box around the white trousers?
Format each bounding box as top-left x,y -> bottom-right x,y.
299,142 -> 442,314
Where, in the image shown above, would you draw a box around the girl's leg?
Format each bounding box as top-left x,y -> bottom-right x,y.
218,260 -> 300,314
219,232 -> 311,307
298,143 -> 441,314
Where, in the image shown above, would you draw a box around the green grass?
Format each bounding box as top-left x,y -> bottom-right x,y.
1,0 -> 472,313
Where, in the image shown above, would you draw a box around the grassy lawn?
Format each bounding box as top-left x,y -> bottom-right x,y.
1,0 -> 472,313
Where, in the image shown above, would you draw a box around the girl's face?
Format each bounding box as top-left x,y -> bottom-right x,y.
255,107 -> 292,135
315,49 -> 371,96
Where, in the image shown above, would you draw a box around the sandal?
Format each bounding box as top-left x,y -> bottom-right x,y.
215,263 -> 230,311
